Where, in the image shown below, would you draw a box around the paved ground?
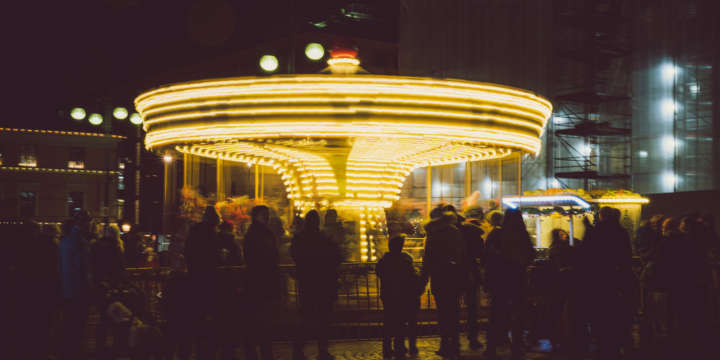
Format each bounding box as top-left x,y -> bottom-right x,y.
273,337 -> 551,360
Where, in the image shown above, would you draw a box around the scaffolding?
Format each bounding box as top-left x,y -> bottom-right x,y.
550,0 -> 633,191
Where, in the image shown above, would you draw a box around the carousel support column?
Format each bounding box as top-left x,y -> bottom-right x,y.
497,159 -> 503,204
465,160 -> 472,197
163,156 -> 177,234
260,165 -> 265,200
216,158 -> 225,202
183,153 -> 190,187
254,163 -> 259,199
426,165 -> 432,219
517,153 -> 522,195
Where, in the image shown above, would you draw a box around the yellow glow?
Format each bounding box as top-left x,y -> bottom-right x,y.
139,74 -> 551,211
0,127 -> 125,139
595,198 -> 649,204
0,166 -> 119,175
327,57 -> 360,67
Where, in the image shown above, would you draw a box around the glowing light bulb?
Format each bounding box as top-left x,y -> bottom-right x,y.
129,112 -> 142,125
259,55 -> 279,73
305,43 -> 324,61
88,113 -> 103,126
70,107 -> 86,120
113,107 -> 129,120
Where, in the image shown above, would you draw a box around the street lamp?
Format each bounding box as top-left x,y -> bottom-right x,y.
305,42 -> 324,61
88,113 -> 104,126
71,107 -> 87,120
129,112 -> 142,125
113,107 -> 129,120
259,54 -> 279,73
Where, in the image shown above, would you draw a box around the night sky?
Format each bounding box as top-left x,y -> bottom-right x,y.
12,0 -> 397,130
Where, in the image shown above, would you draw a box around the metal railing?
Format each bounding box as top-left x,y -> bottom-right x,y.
124,260 -> 720,339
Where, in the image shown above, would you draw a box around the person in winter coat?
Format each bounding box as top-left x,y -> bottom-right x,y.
376,234 -> 422,358
185,206 -> 222,359
421,205 -> 466,358
59,210 -> 94,360
243,205 -> 280,360
291,210 -> 343,360
577,206 -> 633,360
547,229 -> 576,355
484,208 -> 534,360
458,205 -> 485,349
92,223 -> 128,358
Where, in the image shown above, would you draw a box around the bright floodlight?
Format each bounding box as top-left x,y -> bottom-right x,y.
661,63 -> 678,82
259,55 -> 279,73
662,172 -> 677,188
70,107 -> 86,120
88,113 -> 103,126
661,99 -> 676,116
305,42 -> 325,61
129,112 -> 142,125
113,107 -> 129,120
163,154 -> 173,163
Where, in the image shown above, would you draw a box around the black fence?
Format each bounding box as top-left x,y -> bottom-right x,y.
124,260 -> 720,340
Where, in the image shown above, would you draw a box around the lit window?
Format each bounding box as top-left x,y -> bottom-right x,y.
67,192 -> 84,217
68,147 -> 85,169
19,145 -> 37,167
19,191 -> 37,218
0,145 -> 4,166
118,175 -> 125,190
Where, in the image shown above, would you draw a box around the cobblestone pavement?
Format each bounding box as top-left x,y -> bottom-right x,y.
271,337 -> 551,360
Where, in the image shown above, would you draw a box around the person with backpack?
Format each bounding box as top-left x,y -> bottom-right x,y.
376,234 -> 423,358
484,209 -> 535,360
421,205 -> 466,358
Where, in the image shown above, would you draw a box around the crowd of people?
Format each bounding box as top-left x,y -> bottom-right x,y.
3,203 -> 719,360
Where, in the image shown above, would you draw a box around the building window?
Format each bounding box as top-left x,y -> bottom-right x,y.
18,145 -> 37,167
68,147 -> 85,169
67,192 -> 84,217
118,174 -> 125,190
19,191 -> 37,218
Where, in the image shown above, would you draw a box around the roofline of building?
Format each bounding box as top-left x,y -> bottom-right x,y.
0,127 -> 126,140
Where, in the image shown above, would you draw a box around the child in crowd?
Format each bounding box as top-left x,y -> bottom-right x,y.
376,234 -> 424,358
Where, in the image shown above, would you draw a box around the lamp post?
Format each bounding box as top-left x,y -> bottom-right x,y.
67,104 -> 143,225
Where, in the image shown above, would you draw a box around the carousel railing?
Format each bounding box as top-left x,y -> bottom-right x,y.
123,259 -> 720,337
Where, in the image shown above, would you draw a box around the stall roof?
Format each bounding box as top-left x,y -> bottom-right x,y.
502,195 -> 592,209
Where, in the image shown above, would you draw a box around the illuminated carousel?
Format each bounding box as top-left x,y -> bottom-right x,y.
136,50 -> 552,261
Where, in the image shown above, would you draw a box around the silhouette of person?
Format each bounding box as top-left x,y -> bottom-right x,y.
291,210 -> 342,360
547,228 -> 577,355
421,205 -> 466,358
484,208 -> 534,360
323,209 -> 347,260
92,223 -> 128,359
243,205 -> 280,360
459,205 -> 485,349
59,210 -> 94,360
218,221 -> 242,266
185,206 -> 222,360
577,206 -> 633,360
376,234 -> 422,358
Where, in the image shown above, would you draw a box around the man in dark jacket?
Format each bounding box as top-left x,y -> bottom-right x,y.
59,210 -> 94,360
578,206 -> 633,360
291,210 -> 342,360
377,234 -> 422,358
421,205 -> 466,358
458,205 -> 485,349
243,205 -> 280,360
185,206 -> 222,360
